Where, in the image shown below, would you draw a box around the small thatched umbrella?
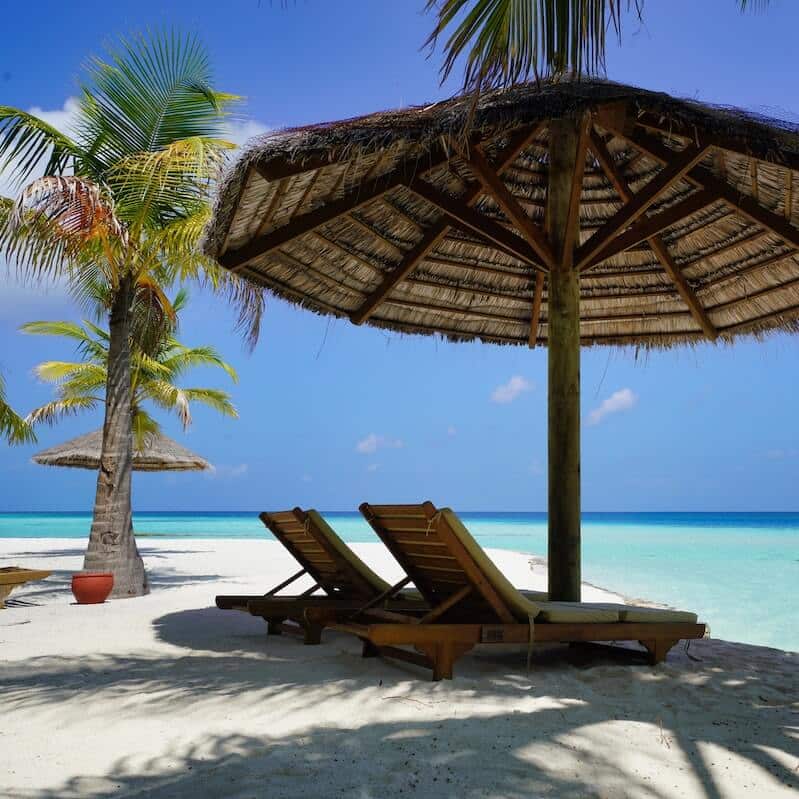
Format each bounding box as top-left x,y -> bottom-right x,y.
33,429 -> 210,472
203,79 -> 799,601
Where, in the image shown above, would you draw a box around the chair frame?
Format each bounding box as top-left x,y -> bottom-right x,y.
328,502 -> 705,680
215,508 -> 425,642
0,567 -> 52,608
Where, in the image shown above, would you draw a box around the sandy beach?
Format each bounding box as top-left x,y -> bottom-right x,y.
0,538 -> 795,798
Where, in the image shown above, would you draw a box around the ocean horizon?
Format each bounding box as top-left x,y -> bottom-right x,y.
2,510 -> 797,652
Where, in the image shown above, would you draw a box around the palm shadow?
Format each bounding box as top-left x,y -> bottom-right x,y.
3,605 -> 796,799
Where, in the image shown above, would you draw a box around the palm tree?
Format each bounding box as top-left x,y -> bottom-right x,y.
23,290 -> 238,449
0,33 -> 263,596
0,374 -> 35,444
424,1 -> 768,94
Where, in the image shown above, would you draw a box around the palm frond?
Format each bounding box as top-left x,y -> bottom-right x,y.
76,31 -> 238,171
425,0 -> 634,88
180,387 -> 237,418
132,407 -> 161,452
130,273 -> 176,354
20,320 -> 92,343
143,379 -> 192,428
0,373 -> 36,444
159,344 -> 238,382
0,106 -> 80,188
425,0 -> 768,90
110,137 -> 233,232
25,395 -> 99,427
2,176 -> 127,285
32,360 -> 106,385
198,257 -> 265,351
21,318 -> 109,362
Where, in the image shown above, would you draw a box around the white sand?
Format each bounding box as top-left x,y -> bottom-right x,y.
1,537 -> 796,798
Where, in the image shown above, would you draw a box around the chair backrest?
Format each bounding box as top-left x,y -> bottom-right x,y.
359,501 -> 541,623
260,508 -> 389,598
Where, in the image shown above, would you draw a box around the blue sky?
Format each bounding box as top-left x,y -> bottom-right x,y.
1,0 -> 798,512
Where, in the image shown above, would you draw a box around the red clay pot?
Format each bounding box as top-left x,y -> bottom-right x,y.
71,572 -> 114,604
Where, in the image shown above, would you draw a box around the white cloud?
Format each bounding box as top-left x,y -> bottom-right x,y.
29,97 -> 80,137
207,463 -> 249,479
366,463 -> 379,473
223,119 -> 271,148
447,425 -> 457,437
490,375 -> 533,404
356,433 -> 403,455
587,388 -> 638,426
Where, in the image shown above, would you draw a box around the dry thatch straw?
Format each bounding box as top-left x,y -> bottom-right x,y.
203,79 -> 799,348
32,429 -> 210,472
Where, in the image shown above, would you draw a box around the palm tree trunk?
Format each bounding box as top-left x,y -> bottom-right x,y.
83,275 -> 148,597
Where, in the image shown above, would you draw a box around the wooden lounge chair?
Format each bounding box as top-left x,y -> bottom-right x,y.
328,502 -> 705,680
215,508 -> 425,642
0,567 -> 52,608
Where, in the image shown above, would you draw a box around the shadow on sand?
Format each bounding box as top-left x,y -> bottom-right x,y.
2,604 -> 796,798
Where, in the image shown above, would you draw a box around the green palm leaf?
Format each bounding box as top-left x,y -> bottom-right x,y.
76,32 -> 238,171
0,107 -> 81,188
0,374 -> 36,444
25,396 -> 100,427
26,295 -> 239,435
425,0 -> 769,90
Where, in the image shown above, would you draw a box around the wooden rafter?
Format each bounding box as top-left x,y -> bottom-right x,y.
625,130 -> 799,253
348,127 -> 541,325
254,177 -> 290,238
461,143 -> 556,269
574,143 -> 711,271
588,130 -> 717,338
287,170 -> 320,223
407,179 -> 547,270
579,189 -> 719,270
222,148 -> 453,271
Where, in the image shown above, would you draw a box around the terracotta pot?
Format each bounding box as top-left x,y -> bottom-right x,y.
71,572 -> 114,604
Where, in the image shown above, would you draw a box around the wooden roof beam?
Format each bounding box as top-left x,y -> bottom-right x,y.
350,126 -> 542,325
461,143 -> 556,269
222,148 -> 453,271
408,179 -> 547,271
574,142 -> 711,271
588,129 -> 717,339
579,189 -> 719,270
625,130 -> 799,252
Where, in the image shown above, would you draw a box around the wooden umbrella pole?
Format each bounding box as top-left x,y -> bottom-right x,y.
547,115 -> 589,602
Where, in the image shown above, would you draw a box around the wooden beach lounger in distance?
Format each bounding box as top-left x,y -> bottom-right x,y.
0,567 -> 52,608
215,508 -> 425,642
328,502 -> 705,680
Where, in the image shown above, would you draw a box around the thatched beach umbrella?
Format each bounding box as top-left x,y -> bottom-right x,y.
33,429 -> 210,472
203,79 -> 799,601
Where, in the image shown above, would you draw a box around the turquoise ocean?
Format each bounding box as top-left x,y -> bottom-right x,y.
1,511 -> 796,652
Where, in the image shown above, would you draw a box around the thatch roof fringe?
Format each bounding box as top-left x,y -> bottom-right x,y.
204,79 -> 799,348
32,430 -> 210,472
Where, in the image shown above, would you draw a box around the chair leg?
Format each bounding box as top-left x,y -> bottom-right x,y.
0,584 -> 13,609
362,640 -> 380,658
266,617 -> 287,636
302,623 -> 323,645
418,642 -> 474,681
639,638 -> 679,665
